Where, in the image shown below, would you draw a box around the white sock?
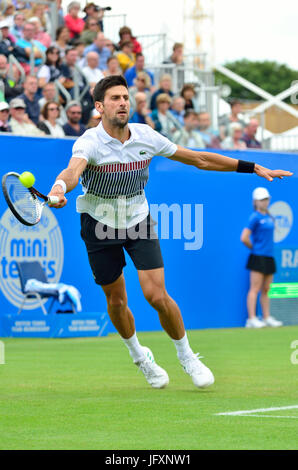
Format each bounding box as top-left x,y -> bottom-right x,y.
122,332 -> 145,363
172,333 -> 193,361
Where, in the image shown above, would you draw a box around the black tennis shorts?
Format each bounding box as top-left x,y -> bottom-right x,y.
80,213 -> 164,285
246,254 -> 276,275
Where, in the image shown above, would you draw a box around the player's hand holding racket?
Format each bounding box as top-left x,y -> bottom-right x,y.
47,185 -> 67,209
1,171 -> 65,226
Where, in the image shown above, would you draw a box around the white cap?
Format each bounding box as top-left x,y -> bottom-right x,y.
0,101 -> 9,111
252,187 -> 271,200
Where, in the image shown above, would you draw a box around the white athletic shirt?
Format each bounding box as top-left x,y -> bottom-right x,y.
72,122 -> 178,228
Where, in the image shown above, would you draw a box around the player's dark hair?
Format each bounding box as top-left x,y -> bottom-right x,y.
93,75 -> 128,103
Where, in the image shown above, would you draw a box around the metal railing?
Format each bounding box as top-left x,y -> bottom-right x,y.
102,14 -> 127,44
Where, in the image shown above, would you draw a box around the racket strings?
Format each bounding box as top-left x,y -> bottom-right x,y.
6,175 -> 42,224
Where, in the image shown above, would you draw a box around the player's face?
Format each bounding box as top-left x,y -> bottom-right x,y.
98,85 -> 130,128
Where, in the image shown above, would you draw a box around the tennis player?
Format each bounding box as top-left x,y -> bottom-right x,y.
48,76 -> 292,390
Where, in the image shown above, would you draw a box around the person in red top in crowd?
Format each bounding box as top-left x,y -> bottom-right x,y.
118,26 -> 142,54
64,1 -> 85,40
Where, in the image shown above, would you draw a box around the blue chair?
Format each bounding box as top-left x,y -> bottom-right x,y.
16,261 -> 76,315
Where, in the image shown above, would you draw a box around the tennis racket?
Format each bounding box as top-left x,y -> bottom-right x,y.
2,172 -> 59,226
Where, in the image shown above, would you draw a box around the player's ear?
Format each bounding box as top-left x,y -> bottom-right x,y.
95,100 -> 104,114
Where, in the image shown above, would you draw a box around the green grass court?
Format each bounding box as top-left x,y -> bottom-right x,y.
1,326 -> 298,450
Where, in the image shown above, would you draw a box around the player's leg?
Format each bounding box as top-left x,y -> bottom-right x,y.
138,267 -> 214,388
101,273 -> 169,389
260,274 -> 282,327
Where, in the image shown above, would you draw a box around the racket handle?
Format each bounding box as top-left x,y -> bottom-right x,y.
48,196 -> 60,204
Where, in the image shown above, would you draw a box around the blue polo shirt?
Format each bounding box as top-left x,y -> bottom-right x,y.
129,111 -> 146,124
124,66 -> 154,87
16,38 -> 46,66
247,211 -> 275,257
83,44 -> 111,70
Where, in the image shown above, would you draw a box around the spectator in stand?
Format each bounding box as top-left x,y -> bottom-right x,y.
53,26 -> 70,59
73,39 -> 86,68
83,32 -> 111,71
17,75 -> 40,124
129,71 -> 152,110
63,100 -> 86,137
10,12 -> 25,40
27,3 -> 48,31
16,21 -> 46,72
60,47 -> 87,96
116,41 -> 135,73
38,82 -> 67,125
0,19 -> 19,58
124,52 -> 154,89
2,2 -> 15,28
83,51 -> 104,87
221,122 -> 247,150
64,1 -> 84,41
150,93 -> 180,140
163,42 -> 184,65
242,119 -> 262,149
181,83 -> 198,111
0,101 -> 12,132
103,55 -> 121,77
0,53 -> 23,101
169,96 -> 185,126
83,3 -> 105,32
9,97 -> 45,136
104,38 -> 116,55
37,101 -> 65,137
28,16 -> 52,48
173,110 -> 205,148
196,111 -> 221,148
80,17 -> 100,46
118,26 -> 142,54
37,46 -> 63,88
219,99 -> 246,139
129,92 -> 154,129
150,74 -> 174,110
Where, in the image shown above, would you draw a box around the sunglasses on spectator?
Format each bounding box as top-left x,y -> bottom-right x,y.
14,107 -> 25,110
0,109 -> 9,113
69,111 -> 82,114
89,22 -> 98,26
48,107 -> 59,111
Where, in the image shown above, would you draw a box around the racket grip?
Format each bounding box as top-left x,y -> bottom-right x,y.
48,196 -> 60,204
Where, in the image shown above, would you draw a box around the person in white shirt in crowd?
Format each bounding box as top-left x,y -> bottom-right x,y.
221,122 -> 247,150
173,110 -> 205,148
37,101 -> 65,138
9,97 -> 45,137
83,51 -> 104,87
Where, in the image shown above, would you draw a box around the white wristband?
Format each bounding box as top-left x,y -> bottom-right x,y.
52,179 -> 67,194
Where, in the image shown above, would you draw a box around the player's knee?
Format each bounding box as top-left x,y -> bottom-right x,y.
106,293 -> 127,311
145,288 -> 167,310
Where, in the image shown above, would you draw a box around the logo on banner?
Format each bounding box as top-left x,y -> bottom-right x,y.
0,207 -> 64,309
270,201 -> 293,243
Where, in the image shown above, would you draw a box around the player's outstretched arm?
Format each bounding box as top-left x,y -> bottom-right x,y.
47,157 -> 88,208
169,145 -> 293,181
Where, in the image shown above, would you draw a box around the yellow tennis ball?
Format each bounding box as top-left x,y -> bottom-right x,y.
19,171 -> 35,188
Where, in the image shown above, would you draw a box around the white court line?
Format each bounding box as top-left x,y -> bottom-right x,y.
215,405 -> 298,417
236,415 -> 298,419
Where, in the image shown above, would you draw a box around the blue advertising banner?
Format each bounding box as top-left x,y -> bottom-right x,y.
0,134 -> 297,334
0,312 -> 108,338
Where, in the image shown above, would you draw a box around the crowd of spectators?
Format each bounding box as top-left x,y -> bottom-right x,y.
0,1 -> 262,149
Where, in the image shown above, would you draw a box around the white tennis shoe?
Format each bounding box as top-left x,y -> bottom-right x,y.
263,316 -> 283,327
135,346 -> 169,389
180,353 -> 215,389
245,317 -> 266,328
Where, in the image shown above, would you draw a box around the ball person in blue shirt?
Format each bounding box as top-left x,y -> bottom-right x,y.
241,187 -> 282,328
